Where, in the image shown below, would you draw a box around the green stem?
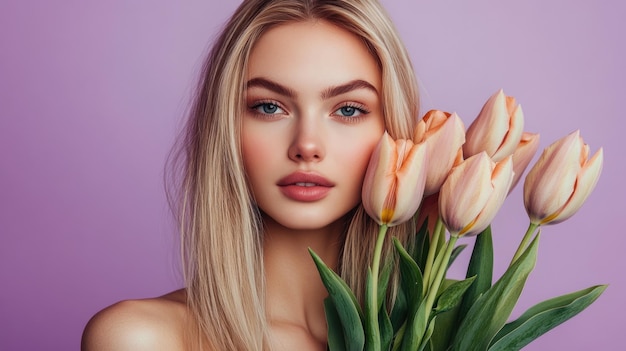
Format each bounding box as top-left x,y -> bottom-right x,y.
371,224 -> 389,291
368,224 -> 388,351
391,322 -> 406,351
422,217 -> 443,294
424,235 -> 459,315
510,222 -> 540,267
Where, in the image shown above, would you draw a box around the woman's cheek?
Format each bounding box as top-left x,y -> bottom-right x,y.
242,127 -> 276,188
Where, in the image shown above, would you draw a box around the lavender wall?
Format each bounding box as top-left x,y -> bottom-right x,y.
1,1 -> 623,350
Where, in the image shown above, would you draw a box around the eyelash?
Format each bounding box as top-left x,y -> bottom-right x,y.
247,100 -> 371,122
248,100 -> 287,119
332,102 -> 370,123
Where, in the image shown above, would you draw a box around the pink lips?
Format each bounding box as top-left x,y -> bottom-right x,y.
277,172 -> 335,202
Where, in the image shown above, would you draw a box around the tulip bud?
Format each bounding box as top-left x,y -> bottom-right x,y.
523,131 -> 603,225
414,110 -> 465,196
509,132 -> 540,193
362,132 -> 428,226
439,153 -> 514,237
464,90 -> 524,162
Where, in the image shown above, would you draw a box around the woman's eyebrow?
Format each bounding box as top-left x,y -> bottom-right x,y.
321,79 -> 379,99
246,77 -> 296,98
246,77 -> 378,99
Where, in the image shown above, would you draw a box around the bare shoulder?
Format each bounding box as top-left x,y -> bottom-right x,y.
81,289 -> 190,351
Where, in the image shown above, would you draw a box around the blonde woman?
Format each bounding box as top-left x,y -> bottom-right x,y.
82,0 -> 420,350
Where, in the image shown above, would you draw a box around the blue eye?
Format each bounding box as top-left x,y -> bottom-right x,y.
338,106 -> 358,116
253,102 -> 284,115
334,104 -> 368,118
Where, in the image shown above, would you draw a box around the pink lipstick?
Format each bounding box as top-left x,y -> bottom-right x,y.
277,172 -> 334,202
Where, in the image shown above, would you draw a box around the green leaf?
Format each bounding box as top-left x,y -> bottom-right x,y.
379,305 -> 393,351
393,238 -> 424,314
417,316 -> 437,351
325,298 -> 347,351
390,284 -> 407,334
378,258 -> 393,310
433,276 -> 476,316
393,237 -> 427,351
393,226 -> 426,332
429,298 -> 461,351
365,269 -> 381,351
391,322 -> 406,351
309,249 -> 365,351
457,226 -> 494,323
412,220 -> 431,270
488,285 -> 607,351
449,233 -> 540,351
447,244 -> 468,269
399,300 -> 428,351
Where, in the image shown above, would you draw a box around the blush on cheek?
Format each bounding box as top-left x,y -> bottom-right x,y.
345,142 -> 378,187
243,143 -> 270,178
358,140 -> 380,168
242,120 -> 276,161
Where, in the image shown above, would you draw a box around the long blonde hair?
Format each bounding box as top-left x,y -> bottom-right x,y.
170,0 -> 420,349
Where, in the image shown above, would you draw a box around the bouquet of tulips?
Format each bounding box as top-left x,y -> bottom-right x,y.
309,90 -> 606,351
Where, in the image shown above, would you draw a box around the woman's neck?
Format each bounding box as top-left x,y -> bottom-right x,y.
262,216 -> 345,350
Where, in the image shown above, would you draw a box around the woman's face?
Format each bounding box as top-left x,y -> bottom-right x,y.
242,20 -> 385,231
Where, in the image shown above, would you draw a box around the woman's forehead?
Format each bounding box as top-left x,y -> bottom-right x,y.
246,20 -> 381,95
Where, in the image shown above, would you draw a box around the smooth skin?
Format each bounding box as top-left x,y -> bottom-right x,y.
82,20 -> 384,351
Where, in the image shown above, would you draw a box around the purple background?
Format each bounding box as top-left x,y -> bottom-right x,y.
1,1 -> 623,350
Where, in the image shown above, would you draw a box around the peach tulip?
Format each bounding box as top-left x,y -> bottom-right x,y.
523,131 -> 603,225
439,153 -> 514,237
509,132 -> 540,193
463,90 -> 524,162
362,132 -> 428,226
414,110 -> 465,196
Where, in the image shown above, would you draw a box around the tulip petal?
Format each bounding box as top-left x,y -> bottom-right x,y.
523,131 -> 582,224
419,112 -> 466,195
362,132 -> 429,226
492,103 -> 524,162
548,148 -> 603,224
389,141 -> 428,226
464,156 -> 514,236
464,90 -> 525,163
362,133 -> 396,224
509,132 -> 540,193
464,90 -> 509,158
382,139 -> 412,223
440,153 -> 494,235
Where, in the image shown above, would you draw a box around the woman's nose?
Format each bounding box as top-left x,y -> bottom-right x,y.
287,117 -> 325,163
